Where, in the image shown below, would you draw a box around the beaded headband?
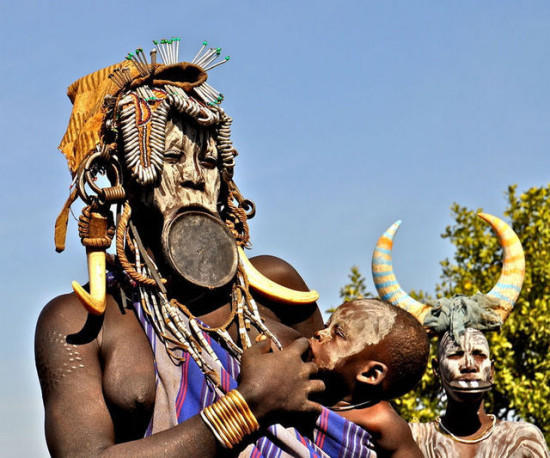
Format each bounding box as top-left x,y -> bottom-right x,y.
59,38 -> 234,179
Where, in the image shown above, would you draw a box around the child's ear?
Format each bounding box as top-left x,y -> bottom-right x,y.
356,361 -> 388,386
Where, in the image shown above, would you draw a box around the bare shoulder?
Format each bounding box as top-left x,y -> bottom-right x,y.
35,292 -> 140,455
347,402 -> 409,436
494,421 -> 550,455
250,255 -> 324,337
35,293 -> 103,394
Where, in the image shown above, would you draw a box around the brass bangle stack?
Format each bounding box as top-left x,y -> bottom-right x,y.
200,390 -> 260,449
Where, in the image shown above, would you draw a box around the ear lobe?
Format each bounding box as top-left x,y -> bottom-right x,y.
356,361 -> 388,386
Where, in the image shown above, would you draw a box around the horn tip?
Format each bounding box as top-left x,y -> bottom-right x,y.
71,280 -> 106,315
477,212 -> 493,223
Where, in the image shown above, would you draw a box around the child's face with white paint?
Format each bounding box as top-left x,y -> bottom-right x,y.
309,300 -> 396,375
437,329 -> 494,398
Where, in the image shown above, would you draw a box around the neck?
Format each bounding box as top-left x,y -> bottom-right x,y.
313,371 -> 353,408
316,374 -> 379,412
442,395 -> 491,436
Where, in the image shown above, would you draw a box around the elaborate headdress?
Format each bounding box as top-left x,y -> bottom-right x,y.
371,213 -> 525,342
54,38 -> 318,386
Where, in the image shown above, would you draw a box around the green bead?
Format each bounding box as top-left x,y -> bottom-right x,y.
202,40 -> 208,45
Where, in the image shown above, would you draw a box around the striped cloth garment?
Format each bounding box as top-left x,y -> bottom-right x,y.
133,300 -> 376,457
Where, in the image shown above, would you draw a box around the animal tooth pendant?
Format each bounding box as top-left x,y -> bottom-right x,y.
72,210 -> 112,314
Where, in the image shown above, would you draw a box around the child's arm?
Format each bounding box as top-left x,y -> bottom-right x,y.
338,401 -> 422,458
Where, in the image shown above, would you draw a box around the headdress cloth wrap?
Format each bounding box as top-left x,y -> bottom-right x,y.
55,39 -> 319,315
371,213 -> 525,341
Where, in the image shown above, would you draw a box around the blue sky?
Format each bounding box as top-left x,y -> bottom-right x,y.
2,1 -> 549,455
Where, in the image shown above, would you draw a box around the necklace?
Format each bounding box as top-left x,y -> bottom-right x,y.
437,414 -> 496,444
329,399 -> 379,412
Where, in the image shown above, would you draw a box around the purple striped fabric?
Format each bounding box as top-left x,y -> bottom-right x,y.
132,297 -> 375,457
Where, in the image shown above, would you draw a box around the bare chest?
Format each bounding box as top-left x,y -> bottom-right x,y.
99,298 -> 303,437
100,303 -> 156,439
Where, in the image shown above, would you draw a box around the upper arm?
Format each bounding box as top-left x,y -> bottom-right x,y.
35,294 -> 115,456
373,408 -> 422,458
249,255 -> 324,337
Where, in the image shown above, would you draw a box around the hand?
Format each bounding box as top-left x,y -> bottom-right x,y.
238,338 -> 325,426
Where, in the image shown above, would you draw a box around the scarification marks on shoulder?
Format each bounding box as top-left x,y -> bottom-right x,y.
36,331 -> 86,396
60,333 -> 85,373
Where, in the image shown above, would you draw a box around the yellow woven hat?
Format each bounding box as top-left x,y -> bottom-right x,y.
58,61 -> 135,174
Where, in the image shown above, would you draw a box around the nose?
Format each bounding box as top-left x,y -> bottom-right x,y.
313,328 -> 331,344
460,353 -> 477,373
177,158 -> 205,190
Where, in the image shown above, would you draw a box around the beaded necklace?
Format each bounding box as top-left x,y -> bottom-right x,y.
437,414 -> 496,444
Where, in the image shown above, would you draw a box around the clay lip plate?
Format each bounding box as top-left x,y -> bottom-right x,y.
447,379 -> 493,392
163,210 -> 238,289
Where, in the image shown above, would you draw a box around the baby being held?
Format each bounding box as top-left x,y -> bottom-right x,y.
309,299 -> 429,458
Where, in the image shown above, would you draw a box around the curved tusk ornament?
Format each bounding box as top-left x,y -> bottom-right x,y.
477,212 -> 525,322
371,220 -> 432,324
238,247 -> 319,304
72,248 -> 107,315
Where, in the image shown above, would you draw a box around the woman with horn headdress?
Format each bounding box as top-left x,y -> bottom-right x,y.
372,214 -> 549,457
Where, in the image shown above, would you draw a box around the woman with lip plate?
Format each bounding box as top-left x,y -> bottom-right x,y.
410,328 -> 548,458
371,214 -> 549,457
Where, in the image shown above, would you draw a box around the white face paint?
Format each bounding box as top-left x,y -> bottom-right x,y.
438,329 -> 493,395
151,115 -> 221,216
310,300 -> 397,371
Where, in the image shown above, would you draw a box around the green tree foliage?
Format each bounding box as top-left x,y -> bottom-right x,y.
339,185 -> 550,441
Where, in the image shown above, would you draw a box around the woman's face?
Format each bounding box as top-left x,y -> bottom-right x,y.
437,329 -> 493,398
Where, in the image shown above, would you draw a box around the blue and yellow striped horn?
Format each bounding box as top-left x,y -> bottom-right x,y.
371,220 -> 431,323
478,213 -> 525,322
371,214 -> 525,325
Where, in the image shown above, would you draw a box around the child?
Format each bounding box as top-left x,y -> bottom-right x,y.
309,298 -> 429,458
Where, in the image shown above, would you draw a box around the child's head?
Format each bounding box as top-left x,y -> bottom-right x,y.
310,299 -> 429,402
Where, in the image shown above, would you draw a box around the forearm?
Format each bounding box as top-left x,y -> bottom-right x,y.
99,387 -> 262,457
99,415 -> 222,458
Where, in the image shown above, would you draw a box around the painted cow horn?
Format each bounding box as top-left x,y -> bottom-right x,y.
238,247 -> 319,304
478,212 -> 525,322
371,220 -> 431,323
371,214 -> 525,324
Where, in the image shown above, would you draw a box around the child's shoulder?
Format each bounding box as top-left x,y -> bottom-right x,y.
339,401 -> 406,437
339,402 -> 422,457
